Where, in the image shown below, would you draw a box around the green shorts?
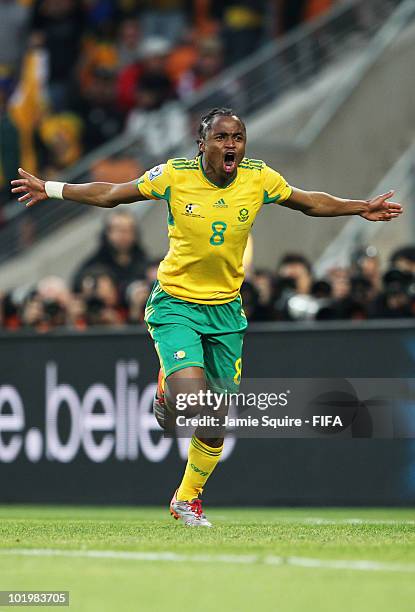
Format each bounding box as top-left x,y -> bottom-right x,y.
144,282 -> 247,393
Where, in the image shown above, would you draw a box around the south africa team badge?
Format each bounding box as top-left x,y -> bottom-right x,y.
238,208 -> 249,222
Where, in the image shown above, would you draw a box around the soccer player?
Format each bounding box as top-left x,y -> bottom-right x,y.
11,107 -> 403,527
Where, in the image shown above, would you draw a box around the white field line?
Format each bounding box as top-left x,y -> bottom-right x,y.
1,548 -> 415,573
296,518 -> 415,526
216,517 -> 415,526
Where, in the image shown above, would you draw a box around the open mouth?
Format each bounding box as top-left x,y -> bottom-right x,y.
223,152 -> 236,174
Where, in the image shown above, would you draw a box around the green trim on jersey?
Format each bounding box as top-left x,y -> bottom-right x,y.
239,158 -> 264,171
198,155 -> 238,189
151,186 -> 174,225
263,190 -> 282,204
137,157 -> 291,304
172,158 -> 199,170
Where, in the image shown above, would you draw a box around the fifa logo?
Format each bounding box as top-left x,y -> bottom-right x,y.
183,203 -> 204,218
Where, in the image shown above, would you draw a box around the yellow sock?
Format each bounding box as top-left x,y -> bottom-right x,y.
176,436 -> 223,501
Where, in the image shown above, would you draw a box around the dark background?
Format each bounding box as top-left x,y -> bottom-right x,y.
1,320 -> 415,505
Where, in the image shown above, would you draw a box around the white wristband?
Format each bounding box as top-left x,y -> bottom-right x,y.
45,181 -> 65,200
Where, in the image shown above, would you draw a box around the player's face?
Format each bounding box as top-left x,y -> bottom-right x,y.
201,115 -> 246,177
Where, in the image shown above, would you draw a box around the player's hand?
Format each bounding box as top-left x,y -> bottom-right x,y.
360,190 -> 403,222
10,168 -> 48,208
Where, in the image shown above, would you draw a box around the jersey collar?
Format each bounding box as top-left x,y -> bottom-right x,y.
198,155 -> 238,189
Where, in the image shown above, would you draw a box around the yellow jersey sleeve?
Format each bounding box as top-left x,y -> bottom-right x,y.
137,162 -> 172,201
262,164 -> 292,204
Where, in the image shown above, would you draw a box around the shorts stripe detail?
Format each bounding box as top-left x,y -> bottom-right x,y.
154,342 -> 165,375
147,324 -> 154,337
144,306 -> 155,322
150,284 -> 163,302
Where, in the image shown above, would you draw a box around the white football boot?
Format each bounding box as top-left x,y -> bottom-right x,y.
170,490 -> 212,527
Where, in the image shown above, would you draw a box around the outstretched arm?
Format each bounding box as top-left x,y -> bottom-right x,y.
281,187 -> 403,222
11,168 -> 148,208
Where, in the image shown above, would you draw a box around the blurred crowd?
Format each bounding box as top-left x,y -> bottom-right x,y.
1,209 -> 415,333
0,0 -> 338,213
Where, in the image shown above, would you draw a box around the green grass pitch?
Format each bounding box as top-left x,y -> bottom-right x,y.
0,506 -> 414,612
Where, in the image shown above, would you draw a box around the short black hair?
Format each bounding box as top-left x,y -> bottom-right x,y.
278,253 -> 312,274
390,246 -> 415,265
197,107 -> 245,152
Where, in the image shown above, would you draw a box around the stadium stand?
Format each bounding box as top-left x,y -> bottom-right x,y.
1,0 -> 415,331
1,0 -> 334,210
1,0 -> 392,251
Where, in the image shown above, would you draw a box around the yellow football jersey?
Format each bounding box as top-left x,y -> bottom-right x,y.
137,156 -> 292,304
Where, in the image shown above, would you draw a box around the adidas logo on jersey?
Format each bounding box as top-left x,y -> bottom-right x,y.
213,198 -> 228,208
